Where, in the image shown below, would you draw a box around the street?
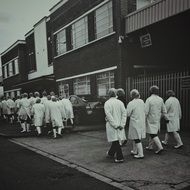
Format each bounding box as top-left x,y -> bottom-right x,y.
0,137 -> 118,190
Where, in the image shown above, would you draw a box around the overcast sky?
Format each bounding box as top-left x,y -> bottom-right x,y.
0,0 -> 60,74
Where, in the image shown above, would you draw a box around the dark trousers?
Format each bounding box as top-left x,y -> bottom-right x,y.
108,141 -> 124,160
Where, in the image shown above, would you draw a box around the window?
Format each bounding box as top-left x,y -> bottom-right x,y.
97,71 -> 115,96
72,17 -> 88,49
73,76 -> 90,95
28,52 -> 36,72
136,0 -> 155,9
58,82 -> 69,98
3,66 -> 7,79
55,29 -> 67,56
14,59 -> 19,75
95,1 -> 113,39
9,62 -> 13,77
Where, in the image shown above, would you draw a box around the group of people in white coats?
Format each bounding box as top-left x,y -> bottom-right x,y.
104,86 -> 183,163
0,91 -> 74,139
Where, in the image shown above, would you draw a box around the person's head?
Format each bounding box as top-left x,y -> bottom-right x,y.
117,88 -> 125,98
23,93 -> 28,98
42,91 -> 47,97
51,96 -> 56,102
29,92 -> 33,98
36,98 -> 41,104
50,91 -> 55,96
47,95 -> 51,100
149,85 -> 159,95
166,90 -> 175,98
34,91 -> 40,98
130,89 -> 140,99
108,88 -> 117,98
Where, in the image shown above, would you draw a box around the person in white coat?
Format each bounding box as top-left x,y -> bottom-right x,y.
61,95 -> 74,126
18,93 -> 31,132
1,97 -> 8,120
31,98 -> 45,135
6,96 -> 15,123
104,88 -> 127,163
49,96 -> 64,138
162,90 -> 183,149
145,85 -> 168,154
126,89 -> 146,159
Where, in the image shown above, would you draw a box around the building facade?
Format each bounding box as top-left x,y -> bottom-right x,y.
50,0 -> 133,100
123,0 -> 190,129
1,40 -> 27,97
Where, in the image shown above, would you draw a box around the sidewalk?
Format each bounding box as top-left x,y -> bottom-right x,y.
4,122 -> 190,190
0,120 -> 104,138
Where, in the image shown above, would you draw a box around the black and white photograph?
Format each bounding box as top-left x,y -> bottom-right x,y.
0,0 -> 190,189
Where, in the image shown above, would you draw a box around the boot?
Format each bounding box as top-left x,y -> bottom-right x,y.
53,128 -> 57,139
20,123 -> 26,132
146,137 -> 154,150
173,132 -> 183,149
162,133 -> 169,145
58,127 -> 62,137
26,124 -> 31,132
131,141 -> 137,155
36,127 -> 41,135
153,136 -> 164,154
134,142 -> 144,159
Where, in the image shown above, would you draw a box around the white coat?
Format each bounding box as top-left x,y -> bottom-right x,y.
49,101 -> 63,128
165,97 -> 182,132
127,98 -> 146,140
2,100 -> 8,115
6,98 -> 15,115
61,98 -> 74,119
145,94 -> 167,134
41,97 -> 47,104
44,100 -> 52,124
32,103 -> 45,127
18,98 -> 31,120
104,97 -> 127,142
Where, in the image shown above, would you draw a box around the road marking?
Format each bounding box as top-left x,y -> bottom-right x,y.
10,139 -> 134,190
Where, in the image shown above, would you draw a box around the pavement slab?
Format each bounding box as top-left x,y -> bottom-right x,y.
10,130 -> 190,190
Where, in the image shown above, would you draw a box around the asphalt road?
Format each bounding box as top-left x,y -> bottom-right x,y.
0,137 -> 118,190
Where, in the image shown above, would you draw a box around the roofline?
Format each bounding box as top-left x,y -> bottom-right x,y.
49,0 -> 68,13
0,40 -> 26,57
25,28 -> 34,37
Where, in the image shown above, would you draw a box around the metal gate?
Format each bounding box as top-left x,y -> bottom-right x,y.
126,71 -> 190,130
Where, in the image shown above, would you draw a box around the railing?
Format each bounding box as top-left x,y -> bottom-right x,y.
125,0 -> 190,34
126,71 -> 190,130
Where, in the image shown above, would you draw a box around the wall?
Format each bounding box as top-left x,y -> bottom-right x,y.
28,18 -> 53,80
124,10 -> 190,77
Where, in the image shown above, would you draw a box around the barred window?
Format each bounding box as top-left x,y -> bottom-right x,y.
58,82 -> 69,98
55,29 -> 67,56
95,1 -> 113,39
73,76 -> 91,95
97,71 -> 115,96
72,17 -> 88,49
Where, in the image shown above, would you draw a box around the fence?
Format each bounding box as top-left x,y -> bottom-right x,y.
126,71 -> 190,130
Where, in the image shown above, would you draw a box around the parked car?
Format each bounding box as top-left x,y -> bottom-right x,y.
69,95 -> 105,125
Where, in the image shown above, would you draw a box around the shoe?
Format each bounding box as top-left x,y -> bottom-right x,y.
106,151 -> 114,159
114,159 -> 124,163
130,150 -> 137,155
20,130 -> 26,133
134,155 -> 144,159
155,148 -> 164,154
161,141 -> 168,146
145,146 -> 153,150
174,144 -> 183,149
